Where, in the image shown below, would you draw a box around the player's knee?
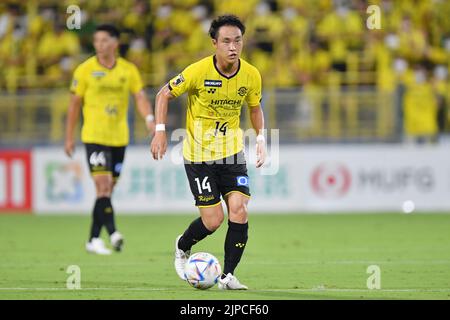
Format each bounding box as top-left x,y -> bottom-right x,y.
96,186 -> 111,197
207,217 -> 224,231
94,177 -> 113,197
228,202 -> 248,223
203,213 -> 224,231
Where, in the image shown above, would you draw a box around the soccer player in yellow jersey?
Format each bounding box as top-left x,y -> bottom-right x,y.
64,25 -> 155,255
151,15 -> 266,289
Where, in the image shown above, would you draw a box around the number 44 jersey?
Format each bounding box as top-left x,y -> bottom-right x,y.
70,56 -> 144,147
168,55 -> 262,162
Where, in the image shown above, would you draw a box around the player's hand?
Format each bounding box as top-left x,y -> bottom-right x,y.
256,136 -> 266,168
151,131 -> 167,160
65,139 -> 75,158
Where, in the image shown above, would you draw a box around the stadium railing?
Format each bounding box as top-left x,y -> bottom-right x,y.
0,86 -> 401,147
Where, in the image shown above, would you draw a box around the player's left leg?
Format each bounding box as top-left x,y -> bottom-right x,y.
218,192 -> 249,290
217,151 -> 250,289
106,146 -> 126,251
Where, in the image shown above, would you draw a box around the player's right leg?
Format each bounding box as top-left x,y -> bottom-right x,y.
85,144 -> 114,255
175,205 -> 224,280
174,162 -> 224,279
87,173 -> 115,255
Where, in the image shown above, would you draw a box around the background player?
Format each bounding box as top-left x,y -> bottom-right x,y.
151,15 -> 266,289
65,24 -> 155,255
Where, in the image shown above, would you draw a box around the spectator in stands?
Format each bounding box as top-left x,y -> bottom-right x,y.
1,0 -> 450,142
403,63 -> 439,144
37,19 -> 80,86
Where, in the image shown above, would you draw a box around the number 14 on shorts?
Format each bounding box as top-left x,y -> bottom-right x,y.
194,177 -> 212,194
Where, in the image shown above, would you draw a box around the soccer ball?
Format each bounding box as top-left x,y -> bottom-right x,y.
184,252 -> 222,290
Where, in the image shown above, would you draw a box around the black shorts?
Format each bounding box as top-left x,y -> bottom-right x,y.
184,151 -> 250,207
85,143 -> 126,180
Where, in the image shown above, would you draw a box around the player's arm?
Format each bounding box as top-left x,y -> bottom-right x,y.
134,89 -> 155,136
249,104 -> 266,168
150,84 -> 175,160
64,94 -> 83,158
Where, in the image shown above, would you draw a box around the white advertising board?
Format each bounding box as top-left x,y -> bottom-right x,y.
33,145 -> 450,214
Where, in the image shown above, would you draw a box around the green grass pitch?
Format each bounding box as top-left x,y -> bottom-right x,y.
0,213 -> 449,300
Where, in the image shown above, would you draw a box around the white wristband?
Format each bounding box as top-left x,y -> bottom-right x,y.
256,134 -> 265,143
145,114 -> 155,123
155,124 -> 166,132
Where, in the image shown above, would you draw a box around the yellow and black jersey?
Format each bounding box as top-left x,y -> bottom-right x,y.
169,55 -> 262,162
70,56 -> 143,146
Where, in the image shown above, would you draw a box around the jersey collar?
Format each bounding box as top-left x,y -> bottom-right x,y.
96,56 -> 117,70
213,55 -> 240,80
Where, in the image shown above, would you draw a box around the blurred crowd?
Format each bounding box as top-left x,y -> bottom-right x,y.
0,0 -> 450,140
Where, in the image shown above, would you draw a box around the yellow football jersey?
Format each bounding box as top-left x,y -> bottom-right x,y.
404,83 -> 438,136
70,56 -> 143,146
169,55 -> 262,162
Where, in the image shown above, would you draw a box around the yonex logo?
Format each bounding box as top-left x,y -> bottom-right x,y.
237,176 -> 249,186
207,88 -> 216,94
235,243 -> 245,248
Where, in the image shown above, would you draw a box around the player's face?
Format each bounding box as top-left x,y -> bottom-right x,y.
213,25 -> 243,65
93,31 -> 118,58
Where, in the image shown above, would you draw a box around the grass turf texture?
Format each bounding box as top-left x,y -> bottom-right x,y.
0,213 -> 449,300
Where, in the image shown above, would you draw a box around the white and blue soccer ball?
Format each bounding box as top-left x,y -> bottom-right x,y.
184,252 -> 222,290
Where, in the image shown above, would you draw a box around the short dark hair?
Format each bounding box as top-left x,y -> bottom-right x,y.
209,14 -> 245,40
95,24 -> 120,39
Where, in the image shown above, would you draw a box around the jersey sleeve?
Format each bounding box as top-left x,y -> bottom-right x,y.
70,65 -> 87,97
246,68 -> 262,108
129,63 -> 144,94
168,64 -> 197,98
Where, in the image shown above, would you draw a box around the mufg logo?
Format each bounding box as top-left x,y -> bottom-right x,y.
311,163 -> 352,198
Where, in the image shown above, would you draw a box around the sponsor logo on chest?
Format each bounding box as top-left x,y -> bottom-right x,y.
92,71 -> 106,78
204,80 -> 222,87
